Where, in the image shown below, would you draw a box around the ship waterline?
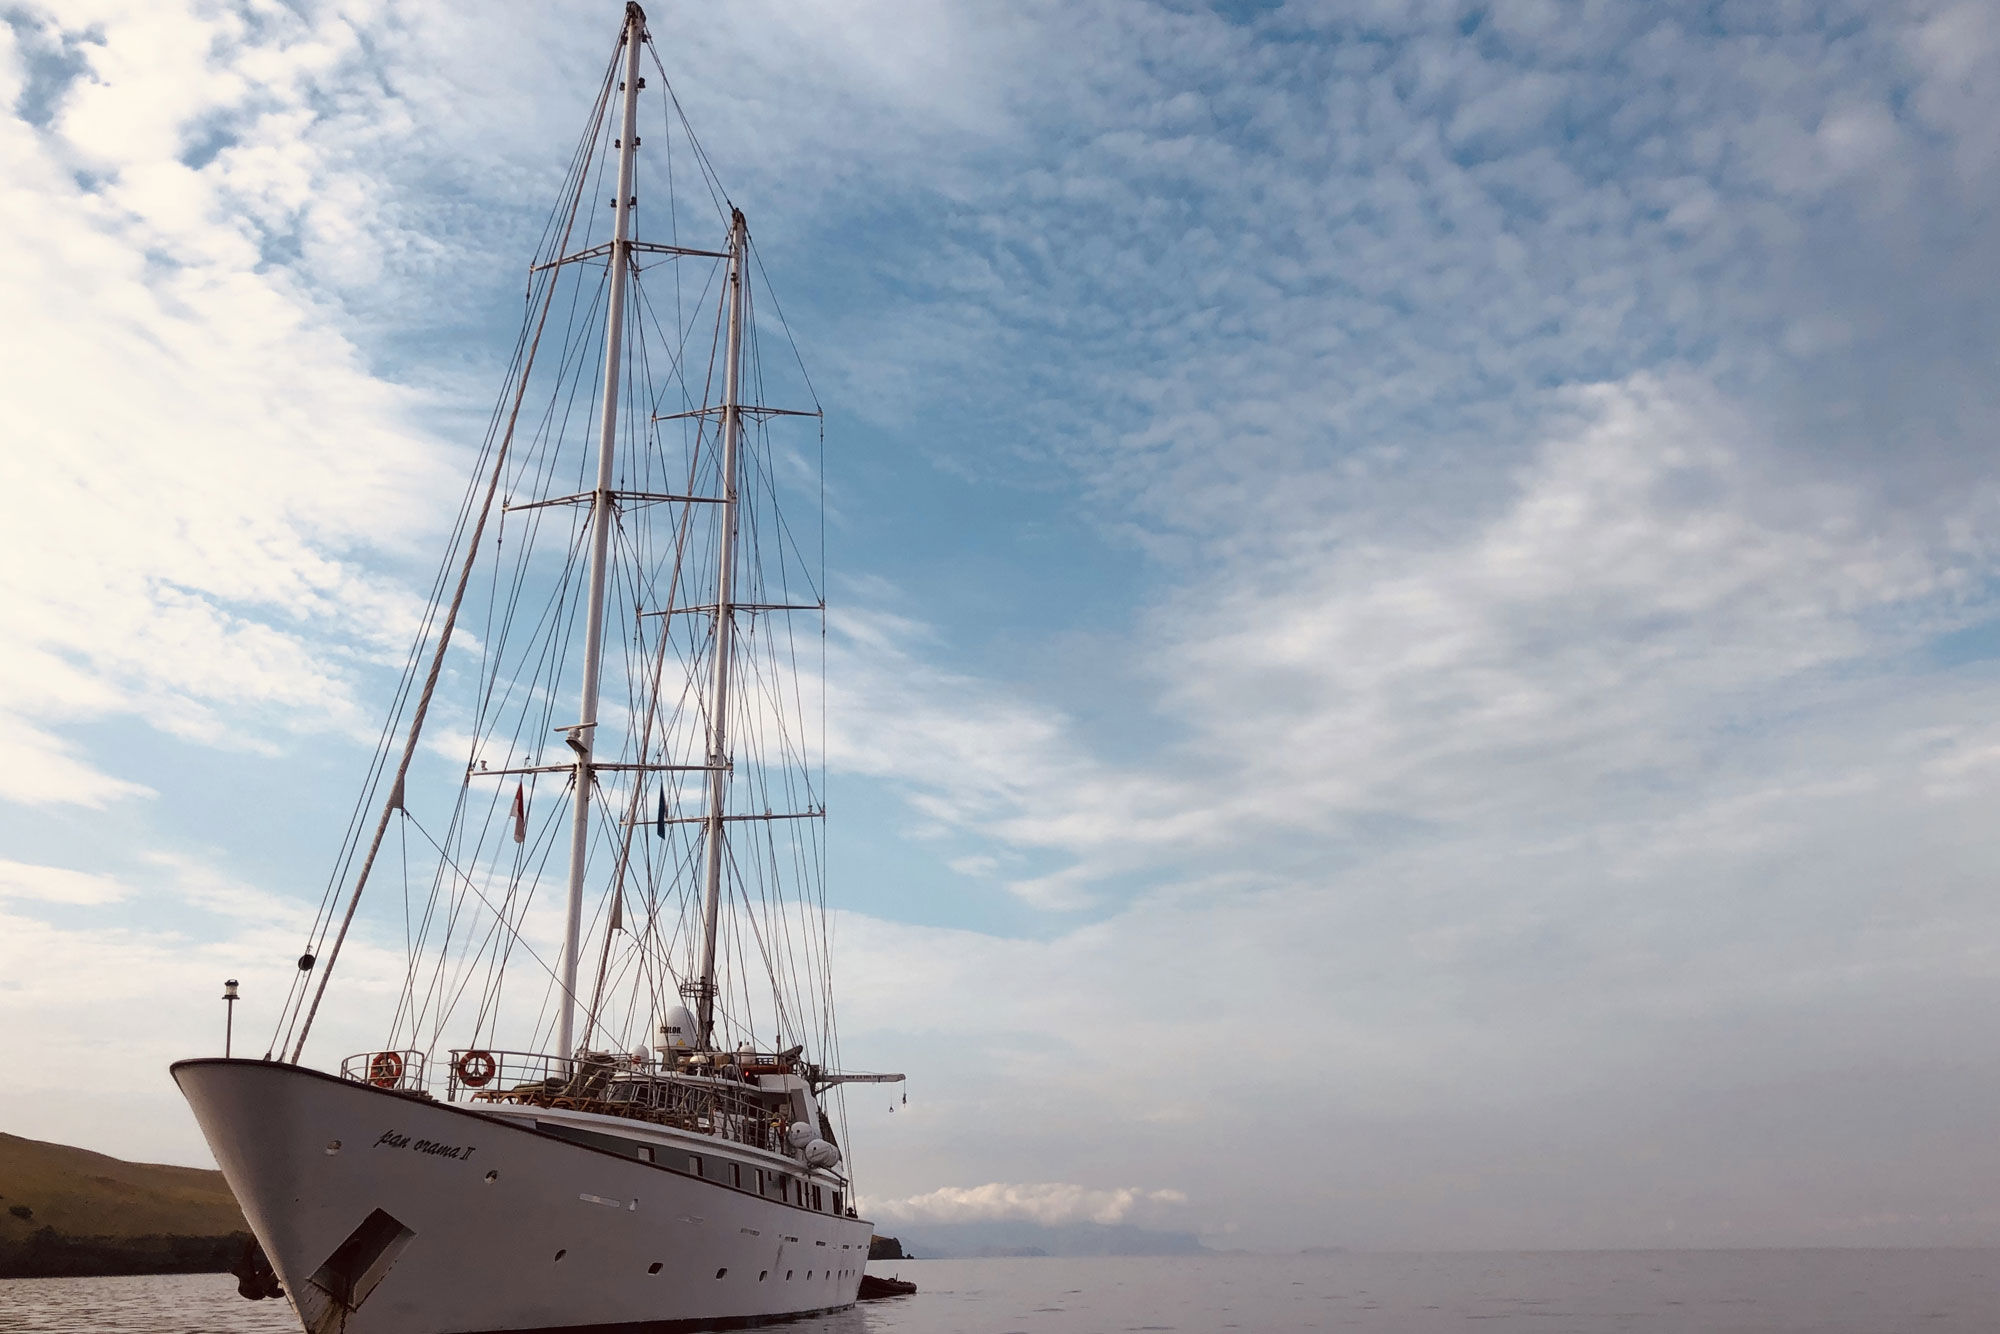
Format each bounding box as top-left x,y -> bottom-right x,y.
174,1060 -> 875,1333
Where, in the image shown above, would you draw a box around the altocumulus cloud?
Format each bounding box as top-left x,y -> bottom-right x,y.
0,2 -> 451,807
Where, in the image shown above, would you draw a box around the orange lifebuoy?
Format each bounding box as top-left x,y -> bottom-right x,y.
367,1051 -> 404,1088
456,1050 -> 497,1088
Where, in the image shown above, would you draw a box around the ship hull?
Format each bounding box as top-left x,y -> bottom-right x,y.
172,1059 -> 873,1334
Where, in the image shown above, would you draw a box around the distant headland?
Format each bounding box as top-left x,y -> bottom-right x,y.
883,1219 -> 1211,1259
0,1132 -> 249,1279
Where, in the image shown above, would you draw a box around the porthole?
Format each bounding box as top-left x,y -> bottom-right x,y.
324,1140 -> 342,1156
554,1249 -> 567,1263
715,1267 -> 728,1279
786,1269 -> 794,1280
647,1262 -> 663,1275
484,1170 -> 499,1183
759,1270 -> 768,1281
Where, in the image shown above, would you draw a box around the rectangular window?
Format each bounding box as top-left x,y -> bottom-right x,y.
832,1190 -> 843,1215
731,1162 -> 743,1189
754,1169 -> 765,1195
811,1185 -> 822,1211
687,1155 -> 703,1177
636,1145 -> 654,1163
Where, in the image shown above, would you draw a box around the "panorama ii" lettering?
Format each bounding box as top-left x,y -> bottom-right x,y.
373,1129 -> 476,1161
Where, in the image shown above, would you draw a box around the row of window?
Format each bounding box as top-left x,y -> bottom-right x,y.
556,1253 -> 860,1286
533,1120 -> 843,1215
672,1149 -> 840,1215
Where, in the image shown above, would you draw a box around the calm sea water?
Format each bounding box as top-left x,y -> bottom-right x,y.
3,1251 -> 1998,1333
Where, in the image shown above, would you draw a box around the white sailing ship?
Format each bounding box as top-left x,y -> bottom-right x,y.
174,7 -> 902,1330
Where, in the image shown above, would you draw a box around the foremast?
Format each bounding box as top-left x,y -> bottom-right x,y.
691,207 -> 749,1051
557,3 -> 647,1061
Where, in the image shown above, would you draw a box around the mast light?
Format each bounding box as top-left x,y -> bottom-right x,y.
222,979 -> 240,1059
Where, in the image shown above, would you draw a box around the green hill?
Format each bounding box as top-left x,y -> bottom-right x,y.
0,1132 -> 250,1277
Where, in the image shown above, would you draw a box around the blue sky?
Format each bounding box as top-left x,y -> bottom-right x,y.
3,0 -> 2000,1251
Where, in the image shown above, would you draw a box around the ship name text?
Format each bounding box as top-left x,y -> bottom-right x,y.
373,1129 -> 477,1161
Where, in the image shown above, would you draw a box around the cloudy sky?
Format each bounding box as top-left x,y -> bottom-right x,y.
4,0 -> 2000,1252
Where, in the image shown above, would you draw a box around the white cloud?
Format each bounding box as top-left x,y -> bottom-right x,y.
0,715 -> 152,807
826,375 -> 1998,911
0,859 -> 129,905
869,1181 -> 1188,1228
0,2 -> 456,803
0,849 -> 421,1160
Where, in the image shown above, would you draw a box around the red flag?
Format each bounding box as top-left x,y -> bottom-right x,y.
511,783 -> 527,844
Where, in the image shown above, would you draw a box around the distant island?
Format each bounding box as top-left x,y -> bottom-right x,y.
0,1132 -> 250,1279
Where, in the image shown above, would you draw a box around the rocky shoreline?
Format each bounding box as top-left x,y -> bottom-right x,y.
0,1228 -> 251,1279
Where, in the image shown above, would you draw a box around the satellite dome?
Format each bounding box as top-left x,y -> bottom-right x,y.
655,1005 -> 698,1051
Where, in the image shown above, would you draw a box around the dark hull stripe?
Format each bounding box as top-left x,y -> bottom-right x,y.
473,1301 -> 855,1333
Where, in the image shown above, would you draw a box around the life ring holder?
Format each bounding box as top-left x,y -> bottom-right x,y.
367,1051 -> 404,1089
455,1050 -> 497,1089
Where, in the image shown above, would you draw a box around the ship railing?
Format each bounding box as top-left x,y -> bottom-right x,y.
440,1048 -> 787,1155
437,1048 -> 577,1104
336,1048 -> 428,1092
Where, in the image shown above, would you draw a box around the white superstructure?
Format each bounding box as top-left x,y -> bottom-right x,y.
173,7 -> 903,1331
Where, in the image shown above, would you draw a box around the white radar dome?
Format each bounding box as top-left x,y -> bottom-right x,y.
656,1005 -> 698,1051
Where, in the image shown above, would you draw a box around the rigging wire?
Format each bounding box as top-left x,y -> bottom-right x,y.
284,16 -> 857,1171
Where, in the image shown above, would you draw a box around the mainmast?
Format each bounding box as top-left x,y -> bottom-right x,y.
691,207 -> 749,1050
557,3 -> 646,1062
